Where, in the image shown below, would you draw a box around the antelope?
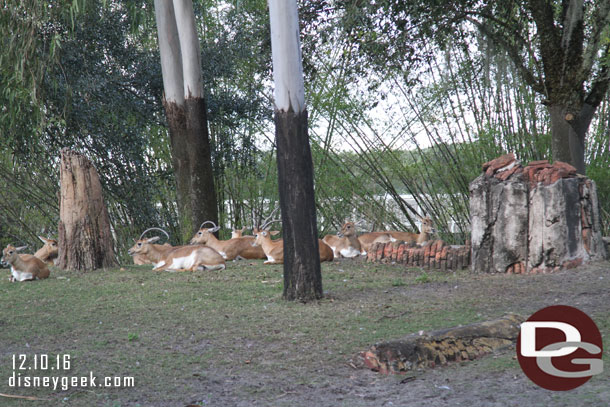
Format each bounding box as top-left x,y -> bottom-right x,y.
33,236 -> 59,266
128,233 -> 225,272
388,216 -> 435,245
357,231 -> 394,254
231,227 -> 248,239
2,244 -> 50,282
252,212 -> 333,264
132,228 -> 173,265
323,221 -> 363,258
190,221 -> 266,260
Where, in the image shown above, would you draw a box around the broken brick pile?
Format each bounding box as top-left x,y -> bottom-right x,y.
366,239 -> 471,271
483,153 -> 579,186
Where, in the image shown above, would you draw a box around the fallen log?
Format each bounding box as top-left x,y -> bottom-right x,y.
356,313 -> 525,374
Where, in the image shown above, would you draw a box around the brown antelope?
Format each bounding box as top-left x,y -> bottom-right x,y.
34,236 -> 58,266
323,221 -> 363,258
388,216 -> 435,245
252,212 -> 333,264
2,244 -> 50,282
357,231 -> 394,254
128,235 -> 225,272
231,227 -> 248,239
132,228 -> 173,265
190,221 -> 266,260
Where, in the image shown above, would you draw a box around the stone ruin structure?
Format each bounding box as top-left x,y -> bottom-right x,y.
470,153 -> 607,274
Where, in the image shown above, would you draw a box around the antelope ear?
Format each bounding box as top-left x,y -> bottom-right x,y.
15,246 -> 28,252
147,236 -> 160,243
270,231 -> 280,236
38,236 -> 48,243
212,226 -> 221,232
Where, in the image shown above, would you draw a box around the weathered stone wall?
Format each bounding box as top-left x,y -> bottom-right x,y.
366,240 -> 471,271
471,154 -> 607,274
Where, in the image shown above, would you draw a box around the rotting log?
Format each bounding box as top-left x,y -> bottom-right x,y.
356,314 -> 525,374
57,149 -> 118,271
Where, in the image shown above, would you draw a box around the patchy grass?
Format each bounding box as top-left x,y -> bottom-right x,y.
0,258 -> 608,406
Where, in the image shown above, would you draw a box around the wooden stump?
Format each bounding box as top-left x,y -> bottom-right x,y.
357,314 -> 525,374
470,155 -> 607,273
57,149 -> 118,271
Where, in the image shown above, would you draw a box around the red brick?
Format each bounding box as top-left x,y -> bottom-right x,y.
440,246 -> 448,260
483,153 -> 516,175
553,161 -> 578,174
397,244 -> 405,263
527,159 -> 550,167
383,243 -> 393,258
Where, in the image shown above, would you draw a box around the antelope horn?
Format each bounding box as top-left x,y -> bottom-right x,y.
260,206 -> 281,230
139,227 -> 170,241
199,220 -> 216,230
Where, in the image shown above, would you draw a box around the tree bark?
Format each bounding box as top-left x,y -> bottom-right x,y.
548,104 -> 586,174
275,109 -> 323,302
155,0 -> 217,241
57,149 -> 118,271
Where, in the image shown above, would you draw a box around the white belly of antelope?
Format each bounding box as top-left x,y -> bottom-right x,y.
11,267 -> 34,282
167,252 -> 199,270
340,247 -> 361,258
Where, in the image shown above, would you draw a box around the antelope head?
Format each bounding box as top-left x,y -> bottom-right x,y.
190,221 -> 220,245
337,221 -> 357,238
2,244 -> 28,264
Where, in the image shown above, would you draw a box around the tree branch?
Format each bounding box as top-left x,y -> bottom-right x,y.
466,17 -> 545,94
579,0 -> 610,82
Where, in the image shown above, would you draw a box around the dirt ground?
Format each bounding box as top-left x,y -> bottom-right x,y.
0,258 -> 608,407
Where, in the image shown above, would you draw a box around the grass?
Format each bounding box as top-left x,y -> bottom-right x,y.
0,258 -> 608,406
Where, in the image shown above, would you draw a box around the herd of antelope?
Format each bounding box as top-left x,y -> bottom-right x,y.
1,213 -> 435,281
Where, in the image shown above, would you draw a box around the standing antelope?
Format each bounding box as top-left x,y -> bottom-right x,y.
132,228 -> 173,265
323,221 -> 363,258
2,244 -> 50,282
128,234 -> 225,272
34,236 -> 59,266
190,221 -> 266,260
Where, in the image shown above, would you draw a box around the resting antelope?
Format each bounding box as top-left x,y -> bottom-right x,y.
2,244 -> 50,282
231,227 -> 248,239
252,214 -> 333,264
190,221 -> 266,260
388,216 -> 435,245
132,228 -> 173,265
128,233 -> 225,272
34,236 -> 58,266
323,221 -> 363,258
357,230 -> 394,254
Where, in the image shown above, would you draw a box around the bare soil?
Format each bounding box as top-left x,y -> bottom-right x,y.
0,258 -> 608,407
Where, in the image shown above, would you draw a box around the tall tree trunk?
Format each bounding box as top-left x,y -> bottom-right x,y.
269,0 -> 322,302
155,0 -> 217,241
276,110 -> 323,301
57,149 -> 118,271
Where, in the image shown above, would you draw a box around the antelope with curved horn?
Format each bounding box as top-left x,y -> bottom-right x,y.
190,221 -> 265,260
2,244 -> 50,282
132,227 -> 173,265
252,208 -> 333,264
34,236 -> 59,266
231,227 -> 248,239
128,231 -> 225,272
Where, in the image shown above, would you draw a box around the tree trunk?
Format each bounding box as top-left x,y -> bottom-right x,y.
57,149 -> 118,271
276,110 -> 323,301
155,0 -> 217,241
269,0 -> 322,302
548,104 -> 586,174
